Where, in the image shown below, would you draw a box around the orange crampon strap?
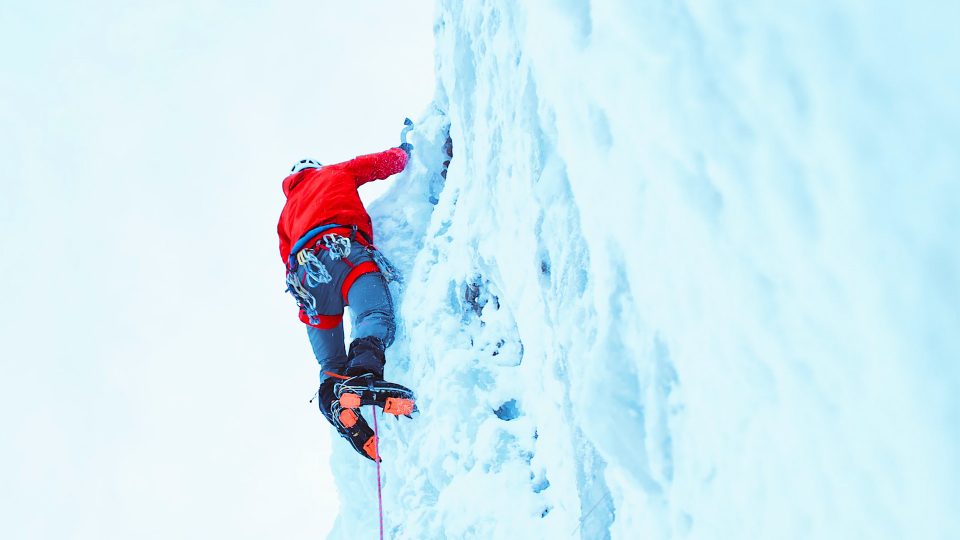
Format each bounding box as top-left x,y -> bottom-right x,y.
338,408 -> 358,428
383,397 -> 415,416
362,435 -> 379,460
340,393 -> 362,409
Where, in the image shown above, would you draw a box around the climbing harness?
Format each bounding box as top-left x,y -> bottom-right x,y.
284,222 -> 404,328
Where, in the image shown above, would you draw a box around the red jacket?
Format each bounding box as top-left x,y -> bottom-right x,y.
277,147 -> 407,264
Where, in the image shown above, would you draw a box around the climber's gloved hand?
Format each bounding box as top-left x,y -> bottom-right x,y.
399,142 -> 414,158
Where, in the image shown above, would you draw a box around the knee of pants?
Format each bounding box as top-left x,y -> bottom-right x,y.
354,309 -> 395,348
347,273 -> 396,347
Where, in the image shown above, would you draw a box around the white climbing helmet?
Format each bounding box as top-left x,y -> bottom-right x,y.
289,158 -> 322,174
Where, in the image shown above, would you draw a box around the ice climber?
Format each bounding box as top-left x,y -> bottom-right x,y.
278,122 -> 417,461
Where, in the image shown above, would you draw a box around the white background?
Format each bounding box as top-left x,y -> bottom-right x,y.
0,1 -> 435,538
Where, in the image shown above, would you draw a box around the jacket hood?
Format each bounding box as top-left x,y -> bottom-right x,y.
282,168 -> 319,198
281,173 -> 301,198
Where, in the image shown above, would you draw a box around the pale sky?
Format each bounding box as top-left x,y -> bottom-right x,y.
0,2 -> 436,538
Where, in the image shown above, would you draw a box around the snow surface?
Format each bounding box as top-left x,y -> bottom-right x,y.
327,1 -> 960,538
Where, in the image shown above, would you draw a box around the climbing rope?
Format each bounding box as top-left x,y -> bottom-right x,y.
372,404 -> 384,540
570,490 -> 611,537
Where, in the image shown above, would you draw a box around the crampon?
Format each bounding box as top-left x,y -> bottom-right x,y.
334,373 -> 418,418
331,400 -> 380,462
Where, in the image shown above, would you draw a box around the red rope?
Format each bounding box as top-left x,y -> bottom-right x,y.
372,405 -> 384,540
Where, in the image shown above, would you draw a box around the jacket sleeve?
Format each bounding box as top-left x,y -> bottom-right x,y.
342,147 -> 409,187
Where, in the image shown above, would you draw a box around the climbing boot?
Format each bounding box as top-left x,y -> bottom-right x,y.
344,336 -> 387,378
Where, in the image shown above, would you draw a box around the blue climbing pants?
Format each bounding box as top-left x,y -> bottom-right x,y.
306,271 -> 396,382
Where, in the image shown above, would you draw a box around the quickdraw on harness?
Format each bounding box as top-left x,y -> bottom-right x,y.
370,247 -> 403,284
298,249 -> 332,287
322,233 -> 352,260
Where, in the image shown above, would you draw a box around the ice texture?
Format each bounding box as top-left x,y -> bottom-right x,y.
327,1 -> 960,538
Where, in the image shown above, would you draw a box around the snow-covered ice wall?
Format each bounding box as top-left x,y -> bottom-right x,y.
328,1 -> 960,538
